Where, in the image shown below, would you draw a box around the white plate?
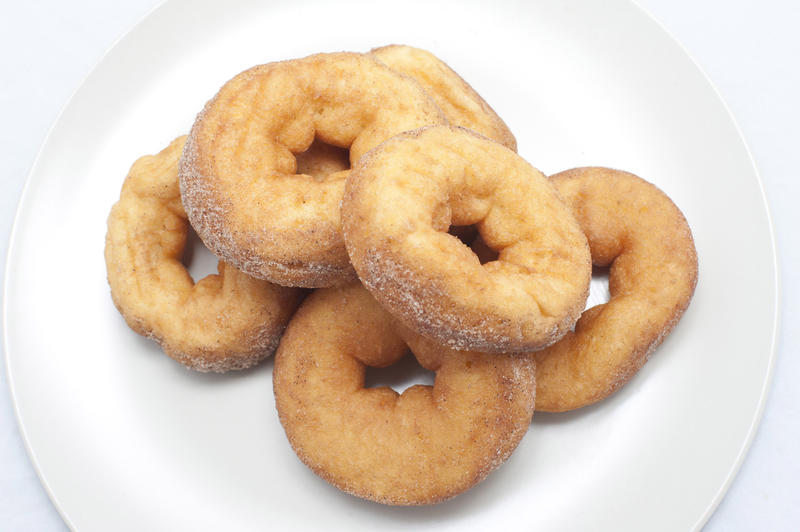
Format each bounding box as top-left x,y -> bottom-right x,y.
3,0 -> 778,530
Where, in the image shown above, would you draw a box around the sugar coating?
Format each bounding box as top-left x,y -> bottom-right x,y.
179,52 -> 447,288
273,283 -> 536,505
104,137 -> 304,372
371,45 -> 517,151
341,126 -> 591,353
532,167 -> 698,411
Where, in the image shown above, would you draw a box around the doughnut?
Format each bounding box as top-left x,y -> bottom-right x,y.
371,44 -> 517,150
105,137 -> 304,372
533,167 -> 698,411
273,283 -> 536,505
179,52 -> 447,288
341,125 -> 592,353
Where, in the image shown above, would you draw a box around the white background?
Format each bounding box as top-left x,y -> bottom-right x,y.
1,0 -> 797,530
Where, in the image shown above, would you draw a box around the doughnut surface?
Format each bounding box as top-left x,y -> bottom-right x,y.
534,167 -> 698,411
273,283 -> 536,505
180,52 -> 447,287
342,125 -> 591,353
371,44 -> 517,150
105,137 -> 304,372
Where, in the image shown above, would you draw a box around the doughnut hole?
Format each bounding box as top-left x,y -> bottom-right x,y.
364,349 -> 436,393
446,225 -> 498,265
294,137 -> 350,183
181,225 -> 221,283
469,233 -> 500,265
587,265 -> 611,308
446,224 -> 478,245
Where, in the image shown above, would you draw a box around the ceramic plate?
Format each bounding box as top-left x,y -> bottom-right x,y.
4,0 -> 778,530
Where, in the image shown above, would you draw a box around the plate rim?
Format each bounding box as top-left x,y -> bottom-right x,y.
627,1 -> 781,523
2,1 -> 173,529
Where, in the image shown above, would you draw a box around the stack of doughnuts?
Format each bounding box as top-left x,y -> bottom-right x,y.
104,45 -> 697,505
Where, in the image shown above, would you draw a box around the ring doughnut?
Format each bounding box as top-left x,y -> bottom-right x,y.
533,167 -> 698,411
341,125 -> 591,353
371,45 -> 517,150
105,137 -> 304,372
273,283 -> 536,505
179,52 -> 447,288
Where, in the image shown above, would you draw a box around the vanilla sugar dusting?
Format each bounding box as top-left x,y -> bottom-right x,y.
342,126 -> 592,353
361,247 -> 500,352
107,136 -> 303,373
178,52 -> 449,288
533,167 -> 698,411
273,283 -> 537,505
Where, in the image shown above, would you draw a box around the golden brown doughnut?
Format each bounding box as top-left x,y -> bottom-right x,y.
273,283 -> 536,505
341,125 -> 591,353
105,137 -> 304,372
371,44 -> 517,150
534,167 -> 698,411
179,52 -> 447,288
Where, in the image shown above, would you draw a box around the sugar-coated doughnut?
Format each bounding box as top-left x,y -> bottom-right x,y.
341,125 -> 591,353
534,167 -> 698,411
371,45 -> 517,150
105,137 -> 304,372
179,52 -> 447,288
273,283 -> 536,505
